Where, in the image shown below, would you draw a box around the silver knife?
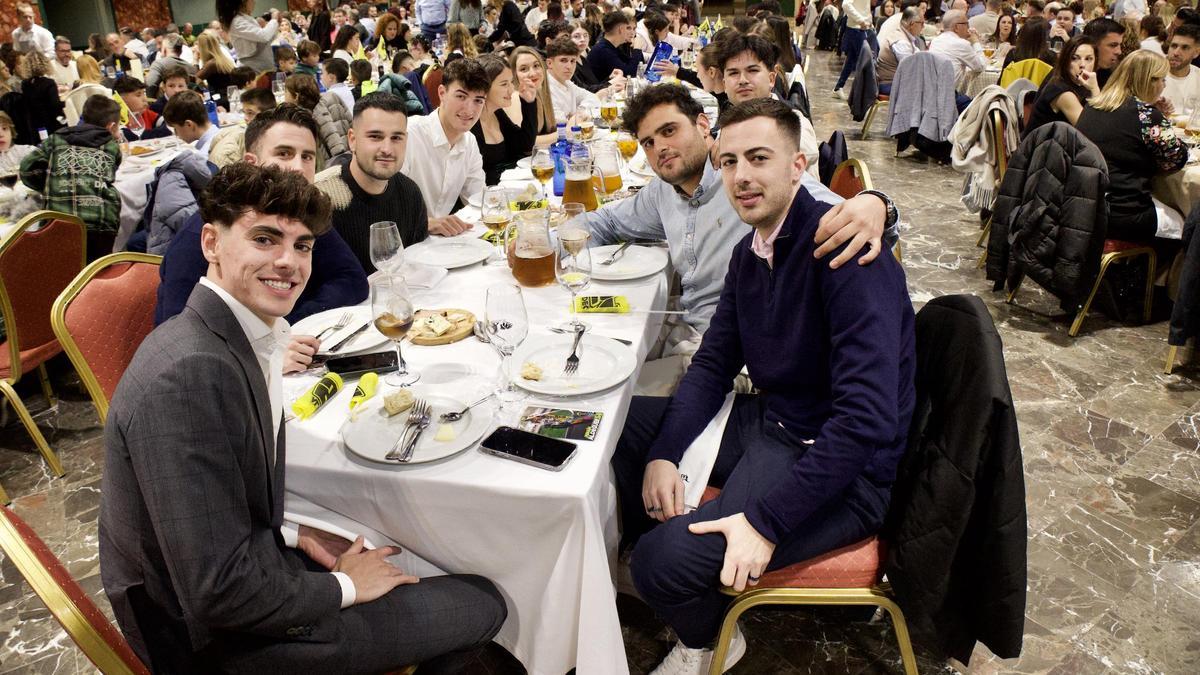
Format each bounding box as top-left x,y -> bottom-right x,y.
601,241 -> 632,265
327,321 -> 372,353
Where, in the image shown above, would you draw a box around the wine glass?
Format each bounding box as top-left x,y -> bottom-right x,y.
531,148 -> 554,198
556,227 -> 592,332
481,186 -> 512,262
485,284 -> 530,408
371,276 -> 420,386
369,221 -> 404,276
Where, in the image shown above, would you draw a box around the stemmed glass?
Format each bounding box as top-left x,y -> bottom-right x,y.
370,276 -> 420,386
531,148 -> 555,199
556,226 -> 592,332
485,284 -> 529,408
369,221 -> 405,276
481,186 -> 512,262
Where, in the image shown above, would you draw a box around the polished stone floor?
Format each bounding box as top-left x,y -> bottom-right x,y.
3,49 -> 1200,674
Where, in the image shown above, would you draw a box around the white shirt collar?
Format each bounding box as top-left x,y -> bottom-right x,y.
194,124 -> 220,152
198,277 -> 289,353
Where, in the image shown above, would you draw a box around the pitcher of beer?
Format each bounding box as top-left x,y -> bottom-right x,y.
562,156 -> 600,211
592,142 -> 622,196
505,209 -> 557,287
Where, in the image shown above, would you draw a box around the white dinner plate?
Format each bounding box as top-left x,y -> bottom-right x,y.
291,305 -> 389,355
589,245 -> 670,281
511,334 -> 637,396
404,237 -> 494,269
127,146 -> 167,159
341,385 -> 494,464
516,156 -> 532,170
627,157 -> 656,178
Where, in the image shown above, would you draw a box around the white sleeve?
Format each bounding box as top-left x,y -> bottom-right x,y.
332,572 -> 357,608
459,140 -> 487,211
842,0 -> 872,27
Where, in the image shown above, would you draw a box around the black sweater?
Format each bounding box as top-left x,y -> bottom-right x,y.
316,163 -> 429,273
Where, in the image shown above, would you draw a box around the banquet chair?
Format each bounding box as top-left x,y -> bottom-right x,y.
702,485 -> 919,675
977,108 -> 1013,268
0,211 -> 86,480
1006,239 -> 1156,337
0,504 -> 150,674
51,253 -> 162,424
828,159 -> 902,262
423,65 -> 443,109
861,92 -> 889,140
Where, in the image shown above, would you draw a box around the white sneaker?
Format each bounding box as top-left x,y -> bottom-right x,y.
649,624 -> 747,675
832,88 -> 848,100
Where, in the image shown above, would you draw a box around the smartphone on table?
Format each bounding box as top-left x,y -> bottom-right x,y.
480,426 -> 578,471
324,351 -> 399,379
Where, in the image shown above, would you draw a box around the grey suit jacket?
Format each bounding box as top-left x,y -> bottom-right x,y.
99,284 -> 343,670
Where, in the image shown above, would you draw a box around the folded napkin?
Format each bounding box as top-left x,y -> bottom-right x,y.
679,392 -> 735,511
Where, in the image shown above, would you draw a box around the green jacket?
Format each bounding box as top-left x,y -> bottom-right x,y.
20,123 -> 123,234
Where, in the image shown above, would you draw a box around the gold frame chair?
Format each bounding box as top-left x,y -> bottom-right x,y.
828,159 -> 903,262
50,253 -> 163,423
709,581 -> 919,675
0,505 -> 150,674
977,108 -> 1011,269
1007,243 -> 1156,337
861,95 -> 889,140
0,210 -> 86,480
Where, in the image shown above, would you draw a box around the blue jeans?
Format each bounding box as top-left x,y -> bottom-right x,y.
835,28 -> 878,90
611,395 -> 891,648
421,21 -> 447,42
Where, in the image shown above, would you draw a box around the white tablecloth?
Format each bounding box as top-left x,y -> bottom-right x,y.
113,142 -> 186,251
283,233 -> 670,675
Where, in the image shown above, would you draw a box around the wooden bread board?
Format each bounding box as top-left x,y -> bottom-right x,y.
409,309 -> 475,345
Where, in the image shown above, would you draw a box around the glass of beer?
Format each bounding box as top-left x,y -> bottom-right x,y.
556,227 -> 592,332
563,156 -> 600,211
507,209 -> 557,287
616,130 -> 638,163
599,91 -> 619,128
370,275 -> 419,386
481,186 -> 512,262
592,142 -> 622,197
531,148 -> 554,197
983,47 -> 995,61
577,105 -> 596,140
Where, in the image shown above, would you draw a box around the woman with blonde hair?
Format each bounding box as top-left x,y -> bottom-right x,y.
195,32 -> 235,107
75,54 -> 104,84
1075,49 -> 1187,243
62,54 -> 113,125
446,23 -> 478,57
505,46 -> 557,146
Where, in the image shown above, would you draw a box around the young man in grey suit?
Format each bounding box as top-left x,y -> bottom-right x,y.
99,163 -> 506,672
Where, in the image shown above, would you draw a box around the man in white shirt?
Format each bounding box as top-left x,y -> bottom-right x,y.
547,36 -> 601,119
878,8 -> 928,93
402,58 -> 487,236
120,26 -> 150,62
929,9 -> 986,102
1164,24 -> 1200,112
10,3 -> 54,58
526,0 -> 550,32
969,0 -> 1002,37
833,0 -> 877,98
50,37 -> 79,90
1113,0 -> 1148,21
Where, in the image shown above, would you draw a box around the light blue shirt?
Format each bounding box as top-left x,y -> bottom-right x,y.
584,162 -> 860,334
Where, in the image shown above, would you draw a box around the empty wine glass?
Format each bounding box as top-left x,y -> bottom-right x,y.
556,227 -> 592,332
370,276 -> 419,386
485,284 -> 530,408
369,221 -> 405,276
481,186 -> 512,262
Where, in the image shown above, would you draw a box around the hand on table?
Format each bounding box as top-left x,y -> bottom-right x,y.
297,524 -> 355,570
814,193 -> 887,268
642,459 -> 685,522
688,513 -> 775,592
652,59 -> 679,79
284,335 -> 321,374
333,536 -> 418,604
429,214 -> 473,236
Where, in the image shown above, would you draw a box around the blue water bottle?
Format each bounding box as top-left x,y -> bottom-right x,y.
202,91 -> 220,126
550,122 -> 569,196
645,42 -> 674,83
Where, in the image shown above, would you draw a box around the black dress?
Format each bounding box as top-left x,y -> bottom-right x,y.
472,108 -> 533,185
1023,77 -> 1089,138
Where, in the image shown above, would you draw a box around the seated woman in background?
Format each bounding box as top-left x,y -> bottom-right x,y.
447,22 -> 479,58
1075,49 -> 1187,243
567,20 -> 610,92
985,12 -> 1016,62
1024,35 -> 1099,135
18,53 -> 65,137
473,54 -> 533,184
506,46 -> 557,146
196,32 -> 236,108
1002,16 -> 1056,70
332,25 -> 361,64
374,12 -> 409,55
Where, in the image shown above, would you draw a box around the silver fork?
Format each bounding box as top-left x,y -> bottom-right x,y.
314,311 -> 352,340
385,401 -> 426,461
563,325 -> 585,376
399,401 -> 432,462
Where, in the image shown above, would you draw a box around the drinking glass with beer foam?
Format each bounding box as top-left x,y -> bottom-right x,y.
556,226 -> 592,332
481,186 -> 513,262
371,276 -> 420,386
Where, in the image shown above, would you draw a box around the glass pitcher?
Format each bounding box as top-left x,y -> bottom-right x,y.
562,156 -> 600,211
591,141 -> 622,197
505,209 -> 557,287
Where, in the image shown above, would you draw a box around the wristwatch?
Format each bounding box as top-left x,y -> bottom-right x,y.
859,189 -> 899,229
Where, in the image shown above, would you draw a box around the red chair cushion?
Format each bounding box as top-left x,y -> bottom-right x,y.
0,340 -> 61,379
1,506 -> 149,674
876,94 -> 889,102
1103,239 -> 1149,255
698,487 -> 884,589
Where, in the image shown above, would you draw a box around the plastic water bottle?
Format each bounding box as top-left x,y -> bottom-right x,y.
202,91 -> 220,126
316,64 -> 326,92
37,127 -> 48,142
550,122 -> 570,196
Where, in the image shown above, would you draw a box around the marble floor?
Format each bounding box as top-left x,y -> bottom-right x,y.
3,49 -> 1200,674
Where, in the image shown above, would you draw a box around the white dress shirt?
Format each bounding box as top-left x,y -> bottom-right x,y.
403,111 -> 486,217
197,277 -> 357,608
11,24 -> 54,58
50,59 -> 79,89
525,7 -> 548,33
124,38 -> 149,58
929,31 -> 986,86
549,74 -> 599,121
877,12 -> 905,45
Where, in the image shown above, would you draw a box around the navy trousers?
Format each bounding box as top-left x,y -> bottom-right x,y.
611,395 -> 891,648
835,28 -> 878,90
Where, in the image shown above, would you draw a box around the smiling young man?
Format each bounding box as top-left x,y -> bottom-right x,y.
402,57 -> 488,236
1163,24 -> 1200,111
612,99 -> 915,674
101,162 -> 506,672
315,92 -> 428,272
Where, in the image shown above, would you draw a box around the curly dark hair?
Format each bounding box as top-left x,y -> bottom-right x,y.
714,32 -> 779,71
621,83 -> 704,137
200,163 -> 332,235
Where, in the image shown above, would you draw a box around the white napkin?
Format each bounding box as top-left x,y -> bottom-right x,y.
679,392 -> 735,512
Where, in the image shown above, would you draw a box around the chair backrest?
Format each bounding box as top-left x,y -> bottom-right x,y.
0,505 -> 150,674
999,58 -> 1053,88
829,158 -> 874,200
423,65 -> 443,109
51,253 -> 162,422
64,84 -> 110,126
0,211 -> 85,383
1020,89 -> 1037,130
990,108 -> 1010,181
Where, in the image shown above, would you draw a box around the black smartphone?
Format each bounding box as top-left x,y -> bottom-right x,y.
480,426 -> 577,471
324,351 -> 398,378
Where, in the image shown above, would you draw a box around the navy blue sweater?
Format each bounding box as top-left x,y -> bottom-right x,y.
585,38 -> 644,82
646,187 -> 916,544
154,211 -> 369,326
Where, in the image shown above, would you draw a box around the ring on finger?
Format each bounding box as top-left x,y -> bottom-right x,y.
748,574 -> 761,582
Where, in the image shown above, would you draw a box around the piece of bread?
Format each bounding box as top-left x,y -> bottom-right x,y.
520,362 -> 543,381
383,389 -> 415,416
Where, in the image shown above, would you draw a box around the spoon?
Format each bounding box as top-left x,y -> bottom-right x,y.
439,393 -> 494,422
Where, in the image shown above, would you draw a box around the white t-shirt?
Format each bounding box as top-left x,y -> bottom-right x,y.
1164,65 -> 1200,112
